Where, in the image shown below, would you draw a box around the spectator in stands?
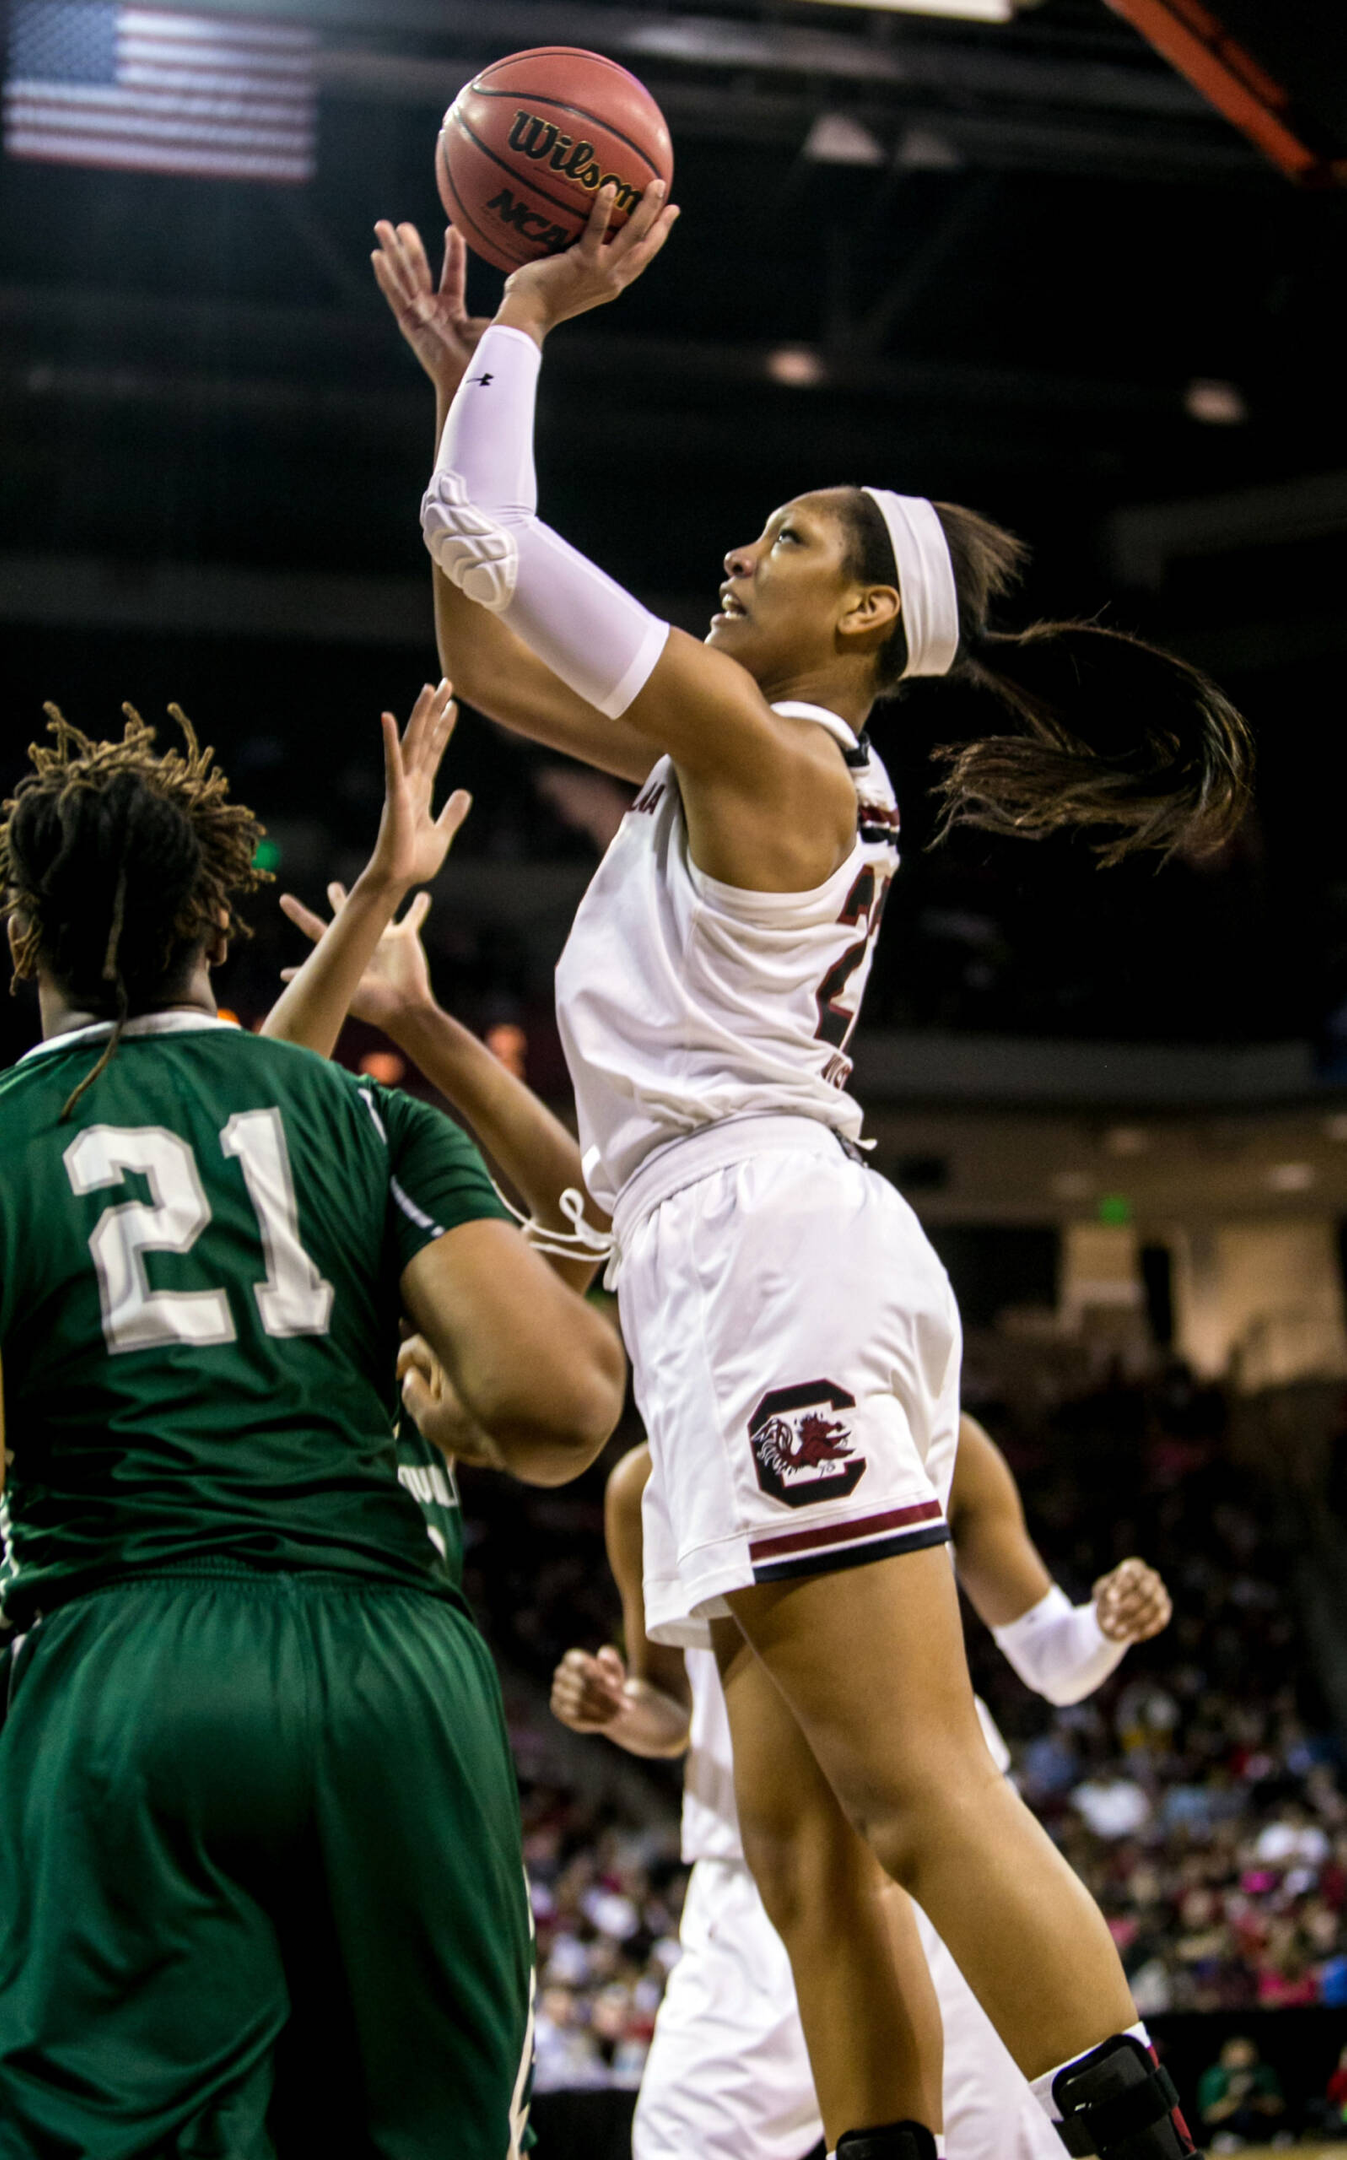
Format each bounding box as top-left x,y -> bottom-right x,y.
1196,2036 -> 1287,2151
1321,2042 -> 1347,2137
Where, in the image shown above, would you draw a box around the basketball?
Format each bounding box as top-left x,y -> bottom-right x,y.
436,47 -> 674,275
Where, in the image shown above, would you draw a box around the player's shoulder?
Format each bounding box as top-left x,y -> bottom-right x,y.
850,730 -> 900,844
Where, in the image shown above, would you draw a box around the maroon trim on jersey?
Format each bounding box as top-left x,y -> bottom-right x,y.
749,1497 -> 943,1563
752,1520 -> 950,1587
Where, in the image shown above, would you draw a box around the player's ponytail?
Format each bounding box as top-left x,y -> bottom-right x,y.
842,489 -> 1253,865
1,705 -> 268,1113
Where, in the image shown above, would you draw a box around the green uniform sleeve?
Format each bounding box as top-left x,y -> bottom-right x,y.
367,1082 -> 512,1274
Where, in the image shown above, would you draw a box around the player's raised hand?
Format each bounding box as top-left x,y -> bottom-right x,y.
1093,1557 -> 1172,1644
498,179 -> 679,340
366,678 -> 471,894
278,882 -> 436,1030
550,1645 -> 629,1732
371,221 -> 492,400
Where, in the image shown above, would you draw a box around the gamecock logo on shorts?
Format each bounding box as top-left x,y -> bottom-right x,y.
748,1381 -> 867,1508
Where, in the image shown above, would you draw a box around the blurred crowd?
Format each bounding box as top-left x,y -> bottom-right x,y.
453,1361 -> 1347,2092
969,1365 -> 1347,2022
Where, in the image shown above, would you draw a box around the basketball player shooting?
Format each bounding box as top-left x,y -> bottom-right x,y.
551,1429 -> 1170,2160
371,169 -> 1248,2160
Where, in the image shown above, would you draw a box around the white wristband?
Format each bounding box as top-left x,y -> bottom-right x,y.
422,323 -> 669,718
991,1583 -> 1126,1707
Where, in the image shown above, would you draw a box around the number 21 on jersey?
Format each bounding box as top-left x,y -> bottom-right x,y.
64,1112 -> 334,1355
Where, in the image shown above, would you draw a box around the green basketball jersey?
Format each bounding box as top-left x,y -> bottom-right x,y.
0,1010 -> 509,1625
395,1422 -> 465,1591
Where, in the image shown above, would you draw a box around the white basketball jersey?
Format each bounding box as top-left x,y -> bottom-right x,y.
555,703 -> 901,1212
680,1646 -> 745,1866
679,1647 -> 1011,1868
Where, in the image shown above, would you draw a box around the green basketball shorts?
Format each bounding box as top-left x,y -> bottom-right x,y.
0,1570 -> 534,2160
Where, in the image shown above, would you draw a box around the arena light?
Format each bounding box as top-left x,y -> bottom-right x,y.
803,112 -> 886,166
805,0 -> 1018,19
1184,378 -> 1248,426
1267,1162 -> 1315,1192
767,346 -> 829,387
1105,1126 -> 1149,1157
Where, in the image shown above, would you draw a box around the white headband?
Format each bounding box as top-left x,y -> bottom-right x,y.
862,488 -> 960,680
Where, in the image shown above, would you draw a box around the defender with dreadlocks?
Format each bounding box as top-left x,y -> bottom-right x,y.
0,687 -> 625,2160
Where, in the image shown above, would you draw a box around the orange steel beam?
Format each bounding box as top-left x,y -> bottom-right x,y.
1106,0 -> 1342,186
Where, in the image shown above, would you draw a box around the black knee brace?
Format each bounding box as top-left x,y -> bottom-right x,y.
837,2124 -> 939,2160
1052,2034 -> 1198,2160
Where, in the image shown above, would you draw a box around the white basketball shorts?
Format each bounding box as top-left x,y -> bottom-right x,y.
633,1858 -> 822,2160
613,1118 -> 962,1649
633,1856 -> 1064,2160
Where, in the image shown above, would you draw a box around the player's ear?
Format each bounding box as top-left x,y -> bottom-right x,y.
204,907 -> 229,969
838,582 -> 900,651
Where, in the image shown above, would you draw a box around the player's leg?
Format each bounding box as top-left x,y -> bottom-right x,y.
297,1583 -> 534,2160
712,1619 -> 943,2147
633,1857 -> 824,2160
0,1582 -> 296,2160
726,1553 -> 1192,2158
907,1898 -> 1067,2160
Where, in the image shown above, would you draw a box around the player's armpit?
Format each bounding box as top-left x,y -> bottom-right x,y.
625,632 -> 859,890
400,1219 -> 625,1486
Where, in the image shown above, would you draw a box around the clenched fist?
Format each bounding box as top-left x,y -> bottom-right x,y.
551,1645 -> 629,1732
1092,1557 -> 1171,1644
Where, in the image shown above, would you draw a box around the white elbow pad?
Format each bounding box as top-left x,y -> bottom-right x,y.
992,1583 -> 1127,1708
422,323 -> 670,718
421,469 -> 519,612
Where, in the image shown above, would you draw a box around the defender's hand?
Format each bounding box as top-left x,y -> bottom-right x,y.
367,679 -> 469,894
497,180 -> 678,343
279,884 -> 438,1031
1093,1557 -> 1172,1644
397,1334 -> 505,1471
550,1645 -> 629,1732
372,222 -> 492,400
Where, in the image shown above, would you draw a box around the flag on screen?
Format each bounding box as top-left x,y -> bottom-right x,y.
3,2 -> 316,182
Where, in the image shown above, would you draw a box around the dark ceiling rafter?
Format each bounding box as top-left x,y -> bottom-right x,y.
126,0 -> 1257,183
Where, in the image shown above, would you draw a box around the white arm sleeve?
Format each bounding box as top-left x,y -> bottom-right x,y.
991,1583 -> 1127,1708
421,324 -> 669,720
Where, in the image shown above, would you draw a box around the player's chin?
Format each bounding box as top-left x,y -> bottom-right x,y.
705,614 -> 771,678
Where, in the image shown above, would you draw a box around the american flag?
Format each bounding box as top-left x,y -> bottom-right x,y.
3,2 -> 316,182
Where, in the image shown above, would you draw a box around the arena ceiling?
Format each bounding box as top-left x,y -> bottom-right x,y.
2,0 -> 1345,1061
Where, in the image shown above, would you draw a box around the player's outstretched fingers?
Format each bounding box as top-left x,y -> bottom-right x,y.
578,182 -> 618,257
440,224 -> 466,300
278,892 -> 330,945
620,177 -> 668,251
436,788 -> 472,844
397,890 -> 433,936
397,221 -> 435,293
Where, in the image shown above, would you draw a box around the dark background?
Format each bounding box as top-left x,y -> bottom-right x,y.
4,0 -> 1347,1069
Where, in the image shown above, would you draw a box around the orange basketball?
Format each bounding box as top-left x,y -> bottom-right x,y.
437,47 -> 674,275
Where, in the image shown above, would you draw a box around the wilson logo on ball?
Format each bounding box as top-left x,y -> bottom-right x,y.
506,111 -> 646,212
437,45 -> 674,275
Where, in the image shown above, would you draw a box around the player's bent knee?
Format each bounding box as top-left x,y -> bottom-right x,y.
738,1809 -> 868,1939
835,1745 -> 1008,1892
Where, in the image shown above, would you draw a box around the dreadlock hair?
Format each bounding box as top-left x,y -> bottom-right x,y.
840,487 -> 1253,865
1,704 -> 270,1115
